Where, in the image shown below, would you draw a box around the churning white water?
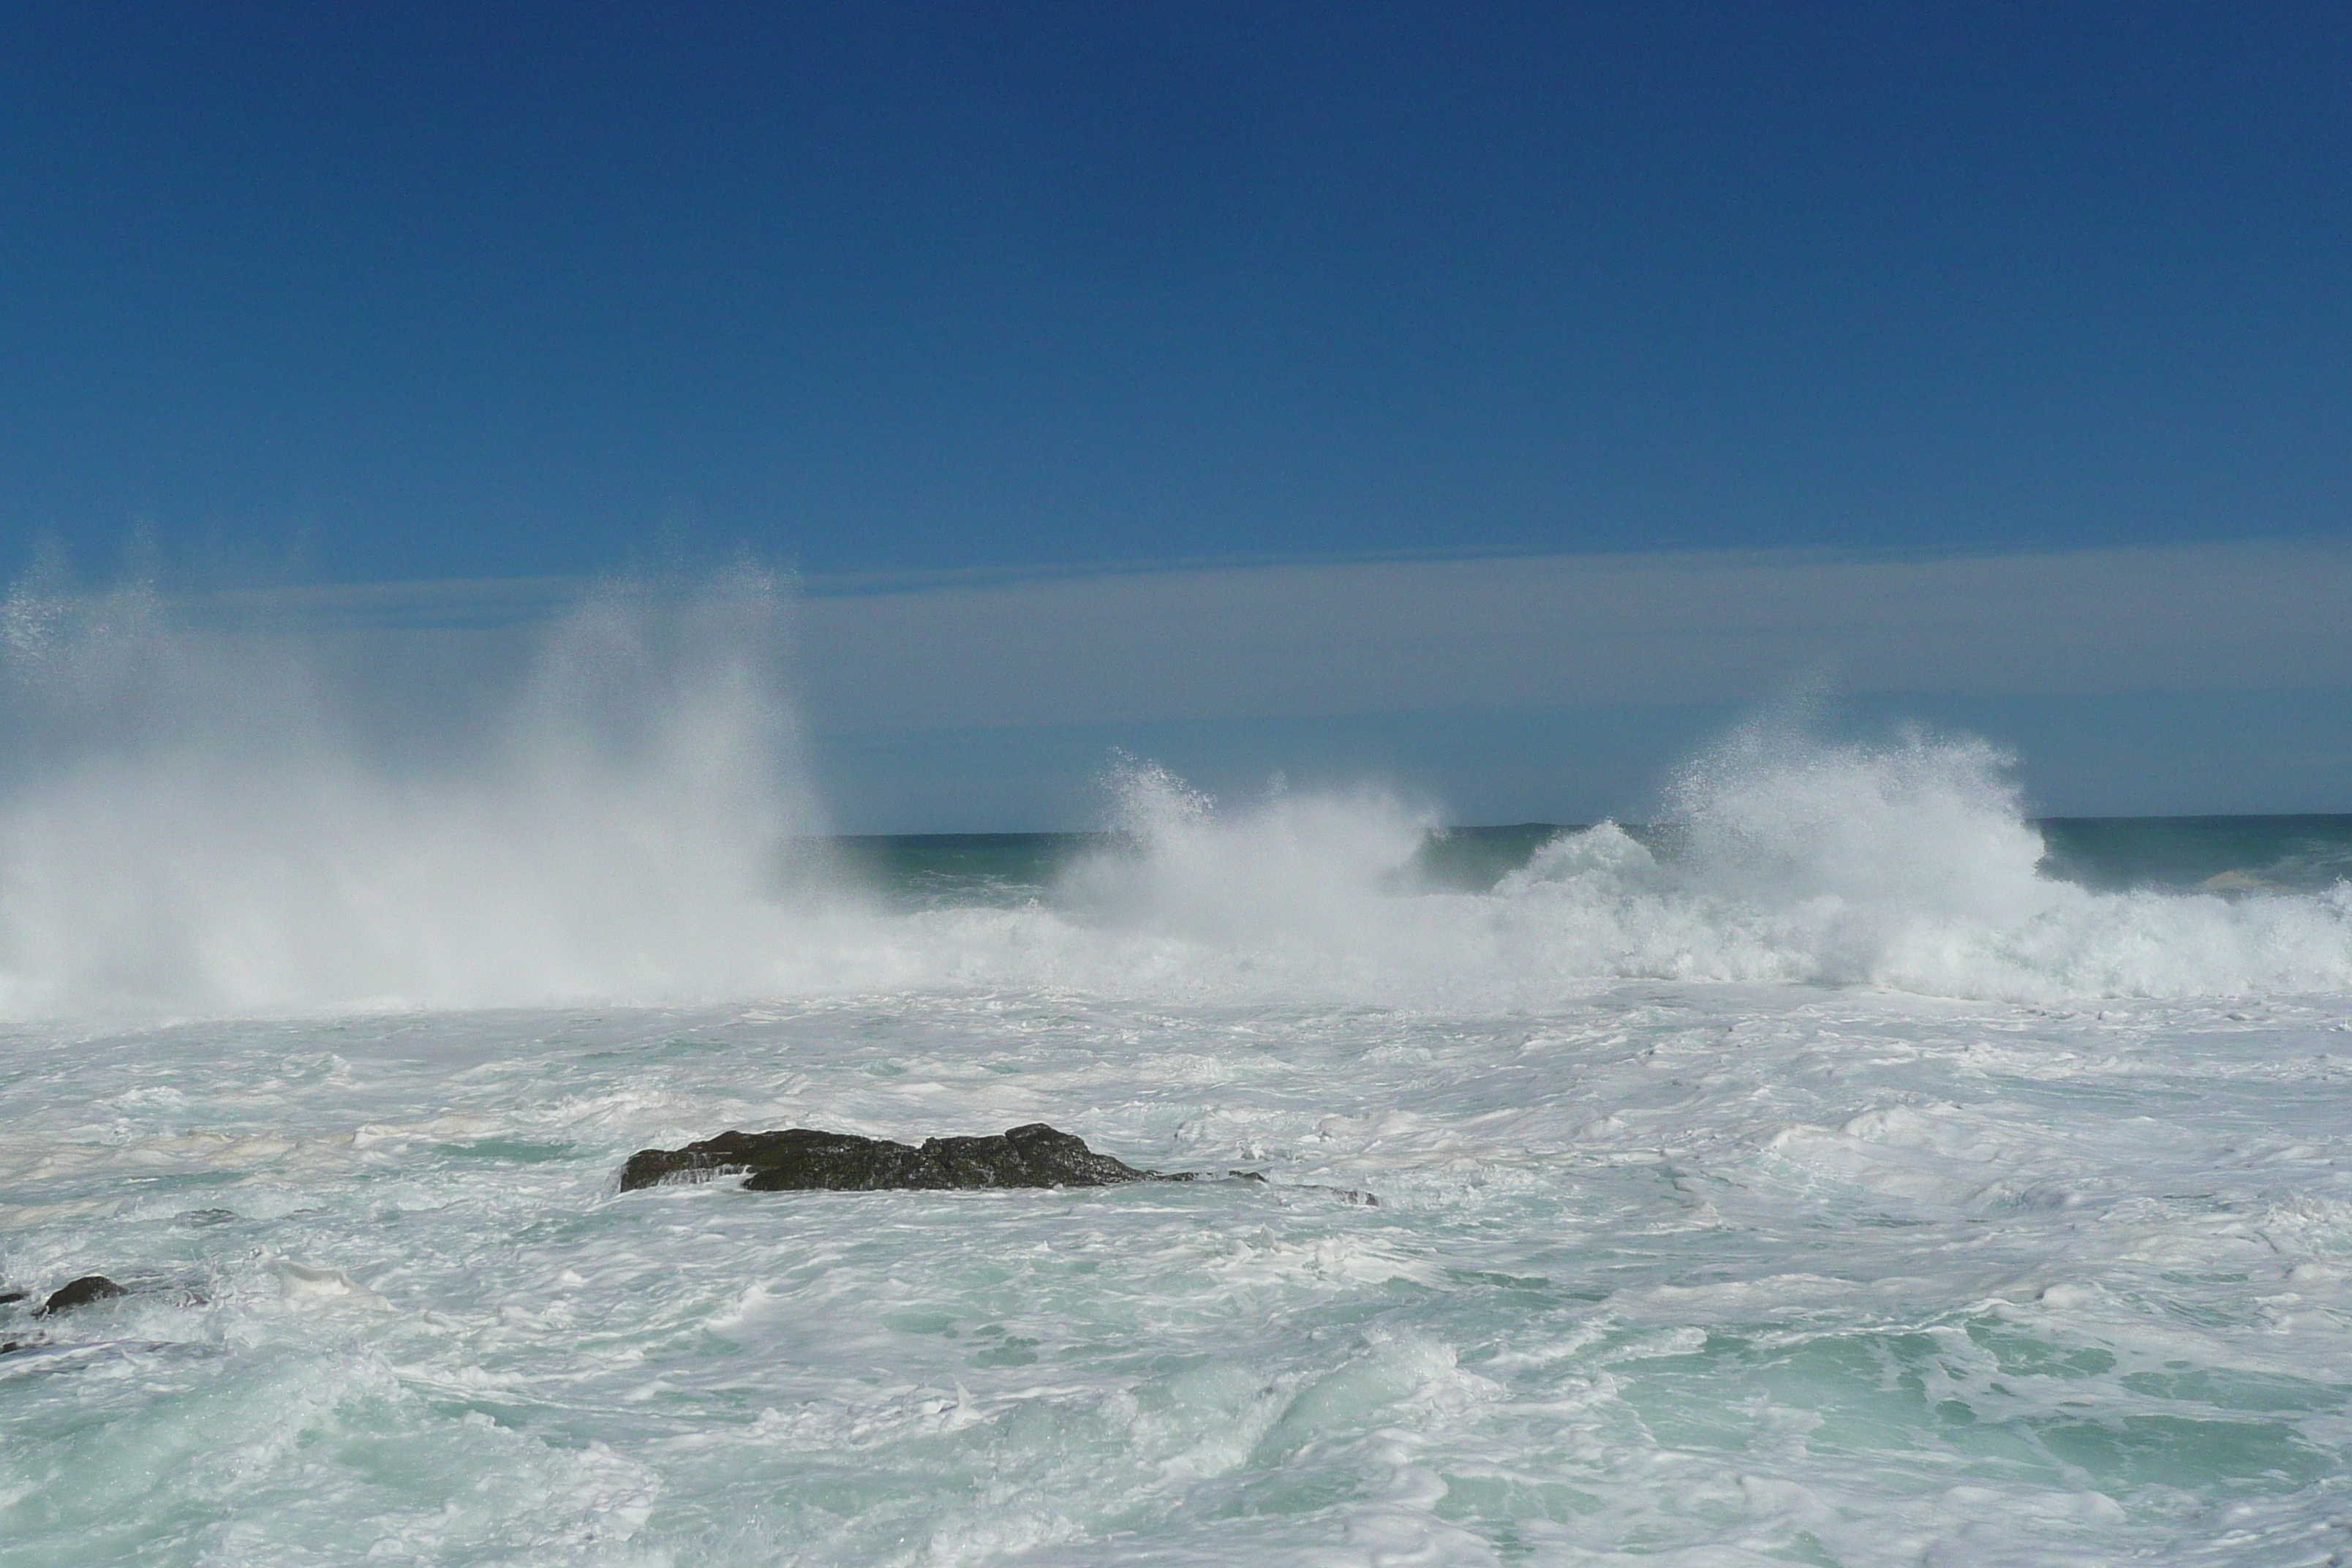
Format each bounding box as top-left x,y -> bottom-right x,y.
3,575 -> 2351,1565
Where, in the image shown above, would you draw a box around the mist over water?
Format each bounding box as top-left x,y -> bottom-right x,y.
1,567 -> 2348,1019
0,569 -> 840,1018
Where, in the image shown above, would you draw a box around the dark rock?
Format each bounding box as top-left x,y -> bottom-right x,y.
621,1122 -> 1171,1194
0,1290 -> 25,1305
37,1276 -> 125,1316
618,1123 -> 1383,1204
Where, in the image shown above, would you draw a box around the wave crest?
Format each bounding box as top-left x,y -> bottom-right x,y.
1490,730 -> 2352,999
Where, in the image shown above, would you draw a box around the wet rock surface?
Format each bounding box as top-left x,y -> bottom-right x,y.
37,1276 -> 125,1315
621,1122 -> 1175,1193
619,1122 -> 1377,1202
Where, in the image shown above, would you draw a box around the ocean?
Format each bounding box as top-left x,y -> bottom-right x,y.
3,578 -> 2351,1566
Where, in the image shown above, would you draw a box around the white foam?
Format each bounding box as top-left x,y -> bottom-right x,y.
1477,728 -> 2352,1001
272,1258 -> 391,1310
4,980 -> 2351,1564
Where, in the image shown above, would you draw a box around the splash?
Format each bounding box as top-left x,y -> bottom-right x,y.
1058,757 -> 1437,947
0,568 -> 844,1018
1495,724 -> 2352,999
1000,725 -> 2352,1005
0,564 -> 2345,1019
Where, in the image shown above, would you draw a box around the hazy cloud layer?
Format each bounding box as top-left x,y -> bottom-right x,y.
135,540 -> 2347,826
794,539 -> 2352,731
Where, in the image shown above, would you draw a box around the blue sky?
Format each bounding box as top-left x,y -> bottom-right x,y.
4,4 -> 2348,824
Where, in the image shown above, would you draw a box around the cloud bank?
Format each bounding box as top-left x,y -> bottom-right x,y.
133,538 -> 2348,824
794,538 -> 2352,731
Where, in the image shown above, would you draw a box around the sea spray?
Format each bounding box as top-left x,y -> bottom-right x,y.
1662,718 -> 2051,922
1,565 -> 2348,1019
0,568 -> 842,1017
978,724 -> 2352,1006
1058,755 -> 1439,949
1493,725 -> 2352,999
1006,730 -> 2352,1004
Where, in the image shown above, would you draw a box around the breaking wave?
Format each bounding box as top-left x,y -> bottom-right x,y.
0,568 -> 2345,1019
981,731 -> 2352,1005
1488,726 -> 2352,1000
0,568 -> 860,1018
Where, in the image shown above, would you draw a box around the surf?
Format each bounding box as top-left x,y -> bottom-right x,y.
1,567 -> 2347,1021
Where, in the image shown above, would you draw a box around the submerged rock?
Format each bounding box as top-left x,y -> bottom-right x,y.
621,1122 -> 1169,1193
1296,1183 -> 1381,1206
37,1276 -> 125,1316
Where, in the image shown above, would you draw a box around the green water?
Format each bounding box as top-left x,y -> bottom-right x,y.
2035,814 -> 2352,892
824,817 -> 2352,906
